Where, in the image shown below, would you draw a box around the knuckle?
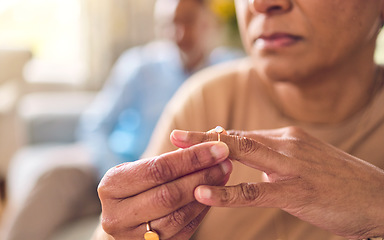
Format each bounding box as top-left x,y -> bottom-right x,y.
219,187 -> 234,204
183,217 -> 201,233
220,183 -> 260,205
201,164 -> 226,185
168,207 -> 189,228
227,130 -> 246,137
97,163 -> 132,199
156,184 -> 183,209
236,136 -> 260,155
284,126 -> 306,137
97,174 -> 115,200
204,131 -> 218,141
147,156 -> 174,184
97,182 -> 108,200
201,168 -> 216,185
101,215 -> 120,236
239,183 -> 260,202
279,137 -> 301,152
182,148 -> 202,169
281,127 -> 320,154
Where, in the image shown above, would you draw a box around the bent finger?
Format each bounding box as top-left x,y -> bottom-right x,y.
172,130 -> 295,175
227,129 -> 286,149
167,207 -> 210,240
194,180 -> 299,209
110,160 -> 232,226
98,141 -> 229,199
172,128 -> 285,150
171,130 -> 218,149
228,128 -> 285,137
153,202 -> 209,239
105,201 -> 209,239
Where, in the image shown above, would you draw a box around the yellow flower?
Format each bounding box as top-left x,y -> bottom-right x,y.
209,0 -> 236,23
209,0 -> 241,47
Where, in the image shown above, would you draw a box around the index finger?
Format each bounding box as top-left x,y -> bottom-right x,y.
98,141 -> 229,199
171,130 -> 295,175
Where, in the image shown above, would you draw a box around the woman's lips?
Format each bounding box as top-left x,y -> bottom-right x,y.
254,33 -> 302,50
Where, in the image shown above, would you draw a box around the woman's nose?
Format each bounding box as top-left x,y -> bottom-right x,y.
248,0 -> 292,15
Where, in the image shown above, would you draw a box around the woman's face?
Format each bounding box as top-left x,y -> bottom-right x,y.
172,0 -> 211,56
155,0 -> 215,67
235,0 -> 384,82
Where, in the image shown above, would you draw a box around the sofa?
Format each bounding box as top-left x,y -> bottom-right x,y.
0,47 -> 100,239
6,91 -> 101,240
0,47 -> 32,179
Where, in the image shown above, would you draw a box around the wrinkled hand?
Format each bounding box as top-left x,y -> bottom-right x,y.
98,141 -> 232,240
171,127 -> 384,239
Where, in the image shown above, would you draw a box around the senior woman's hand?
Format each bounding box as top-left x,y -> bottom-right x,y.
97,141 -> 232,240
171,127 -> 384,239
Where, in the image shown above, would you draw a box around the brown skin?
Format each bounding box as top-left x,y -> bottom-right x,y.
94,1 -> 220,239
172,0 -> 213,72
236,0 -> 384,123
97,141 -> 232,240
170,128 -> 384,239
158,0 -> 217,72
95,0 -> 384,239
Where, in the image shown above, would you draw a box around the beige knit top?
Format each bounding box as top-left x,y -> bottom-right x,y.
144,58 -> 384,240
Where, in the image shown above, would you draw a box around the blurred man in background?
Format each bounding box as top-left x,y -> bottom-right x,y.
78,0 -> 243,179
0,0 -> 242,239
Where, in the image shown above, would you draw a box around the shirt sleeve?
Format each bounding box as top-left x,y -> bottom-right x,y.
76,48 -> 143,179
142,62 -> 237,158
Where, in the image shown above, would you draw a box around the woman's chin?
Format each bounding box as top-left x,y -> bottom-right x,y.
253,60 -> 306,83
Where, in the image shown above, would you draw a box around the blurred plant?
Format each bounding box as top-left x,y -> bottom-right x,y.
210,0 -> 236,23
209,0 -> 241,47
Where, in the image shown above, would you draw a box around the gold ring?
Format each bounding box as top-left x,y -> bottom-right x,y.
215,126 -> 225,142
144,222 -> 159,240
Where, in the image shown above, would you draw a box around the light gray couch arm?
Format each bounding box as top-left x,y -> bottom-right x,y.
17,91 -> 95,145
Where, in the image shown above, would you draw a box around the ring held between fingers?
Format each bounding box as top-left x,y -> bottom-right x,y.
98,141 -> 230,201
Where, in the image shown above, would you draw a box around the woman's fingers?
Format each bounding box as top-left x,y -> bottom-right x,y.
104,160 -> 232,227
172,127 -> 308,153
171,128 -> 285,149
184,127 -> 384,239
98,142 -> 233,239
194,180 -> 300,209
98,141 -> 229,199
226,128 -> 287,149
166,207 -> 210,240
107,202 -> 209,240
171,130 -> 218,149
171,129 -> 296,175
154,202 -> 210,240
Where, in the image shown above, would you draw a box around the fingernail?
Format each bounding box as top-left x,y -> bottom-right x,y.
172,130 -> 188,141
220,160 -> 232,175
210,142 -> 229,159
196,187 -> 211,200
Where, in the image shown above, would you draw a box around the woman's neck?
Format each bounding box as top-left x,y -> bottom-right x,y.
269,64 -> 381,124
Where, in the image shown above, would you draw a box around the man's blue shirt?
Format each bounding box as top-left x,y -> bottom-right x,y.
77,41 -> 243,178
